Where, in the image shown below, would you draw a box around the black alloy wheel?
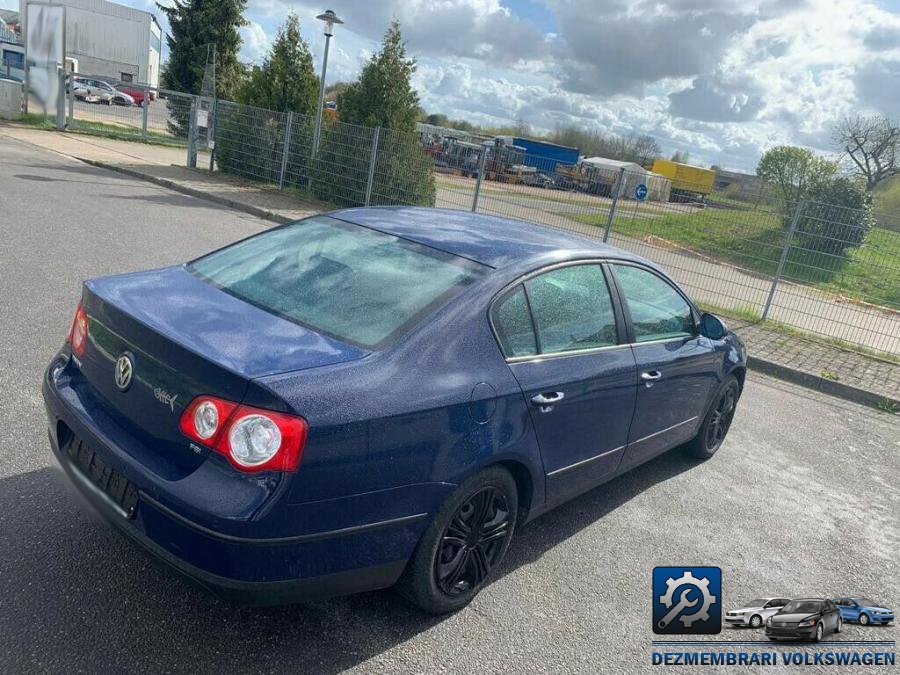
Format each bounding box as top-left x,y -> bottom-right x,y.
706,385 -> 737,449
686,375 -> 740,459
397,466 -> 518,614
435,487 -> 511,596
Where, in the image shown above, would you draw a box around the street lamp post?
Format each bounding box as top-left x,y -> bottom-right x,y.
312,9 -> 343,155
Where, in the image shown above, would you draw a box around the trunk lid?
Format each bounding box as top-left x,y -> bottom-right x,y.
76,265 -> 367,473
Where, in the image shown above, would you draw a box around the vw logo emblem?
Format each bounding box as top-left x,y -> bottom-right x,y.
115,353 -> 134,391
780,622 -> 786,627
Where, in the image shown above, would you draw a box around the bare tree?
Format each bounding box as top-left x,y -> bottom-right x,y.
833,115 -> 899,190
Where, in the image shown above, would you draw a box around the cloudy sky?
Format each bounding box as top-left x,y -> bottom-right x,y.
5,0 -> 899,171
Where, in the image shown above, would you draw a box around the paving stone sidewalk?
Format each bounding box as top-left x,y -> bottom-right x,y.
3,124 -> 898,409
731,320 -> 899,407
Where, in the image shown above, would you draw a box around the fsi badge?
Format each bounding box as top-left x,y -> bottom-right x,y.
653,567 -> 722,634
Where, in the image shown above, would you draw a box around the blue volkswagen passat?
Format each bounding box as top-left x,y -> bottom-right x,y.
42,207 -> 746,613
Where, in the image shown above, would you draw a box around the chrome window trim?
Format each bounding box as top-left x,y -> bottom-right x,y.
488,258 -> 620,360
607,260 -> 701,338
489,257 -> 701,363
505,334 -> 694,364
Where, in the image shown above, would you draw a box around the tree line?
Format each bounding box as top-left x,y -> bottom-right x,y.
158,1 -> 421,134
754,113 -> 899,255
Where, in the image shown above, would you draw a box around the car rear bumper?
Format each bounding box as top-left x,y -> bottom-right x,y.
42,356 -> 441,604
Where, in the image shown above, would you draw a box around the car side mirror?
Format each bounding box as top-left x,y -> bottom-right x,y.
699,313 -> 728,340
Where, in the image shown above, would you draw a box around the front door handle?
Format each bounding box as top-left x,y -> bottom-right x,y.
531,391 -> 564,413
640,371 -> 663,384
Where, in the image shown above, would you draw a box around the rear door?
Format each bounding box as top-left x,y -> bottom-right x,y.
609,263 -> 721,471
493,262 -> 637,506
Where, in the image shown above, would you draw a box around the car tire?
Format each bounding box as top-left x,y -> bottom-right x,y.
685,375 -> 740,459
860,613 -> 869,626
813,622 -> 824,642
835,617 -> 842,633
396,466 -> 518,614
750,614 -> 762,628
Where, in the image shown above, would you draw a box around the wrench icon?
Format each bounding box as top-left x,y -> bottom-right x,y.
658,588 -> 698,629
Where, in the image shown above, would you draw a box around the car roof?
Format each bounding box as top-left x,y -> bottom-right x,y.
331,206 -> 650,270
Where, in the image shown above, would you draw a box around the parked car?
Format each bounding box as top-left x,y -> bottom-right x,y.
98,80 -> 134,106
42,207 -> 747,613
725,597 -> 790,628
521,172 -> 555,189
114,84 -> 155,106
833,597 -> 894,625
71,76 -> 113,104
766,598 -> 842,641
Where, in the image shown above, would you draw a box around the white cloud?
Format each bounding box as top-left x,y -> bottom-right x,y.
62,0 -> 900,171
240,20 -> 271,64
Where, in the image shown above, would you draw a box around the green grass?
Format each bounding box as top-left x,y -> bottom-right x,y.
565,205 -> 900,309
876,398 -> 899,414
17,112 -> 186,147
698,302 -> 762,323
873,176 -> 900,232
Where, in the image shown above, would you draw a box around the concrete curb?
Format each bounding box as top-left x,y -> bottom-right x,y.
747,355 -> 898,411
76,158 -> 294,225
71,157 -> 900,415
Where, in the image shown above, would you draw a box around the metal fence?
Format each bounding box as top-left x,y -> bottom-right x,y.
51,75 -> 900,359
63,72 -> 195,148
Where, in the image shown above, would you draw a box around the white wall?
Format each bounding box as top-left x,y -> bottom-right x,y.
0,77 -> 24,118
19,0 -> 158,86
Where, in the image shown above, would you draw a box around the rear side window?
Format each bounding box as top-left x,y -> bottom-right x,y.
525,265 -> 617,353
493,286 -> 537,357
189,216 -> 487,348
492,265 -> 618,358
613,264 -> 695,342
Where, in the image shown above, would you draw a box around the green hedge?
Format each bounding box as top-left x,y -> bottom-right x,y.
215,105 -> 434,208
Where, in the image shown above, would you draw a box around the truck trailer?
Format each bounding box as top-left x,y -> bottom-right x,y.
651,159 -> 716,202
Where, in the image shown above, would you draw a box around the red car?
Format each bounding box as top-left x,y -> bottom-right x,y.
115,84 -> 156,106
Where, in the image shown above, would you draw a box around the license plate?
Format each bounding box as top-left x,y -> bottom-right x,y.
66,436 -> 139,517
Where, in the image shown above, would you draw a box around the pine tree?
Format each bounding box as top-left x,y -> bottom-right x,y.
338,21 -> 419,131
239,13 -> 318,116
158,0 -> 246,100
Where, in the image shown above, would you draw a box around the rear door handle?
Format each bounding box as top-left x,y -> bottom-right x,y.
640,371 -> 662,383
531,391 -> 564,412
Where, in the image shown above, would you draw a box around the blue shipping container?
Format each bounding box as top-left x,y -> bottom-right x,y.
513,137 -> 580,173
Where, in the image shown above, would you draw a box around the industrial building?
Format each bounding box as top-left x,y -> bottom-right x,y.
17,0 -> 161,87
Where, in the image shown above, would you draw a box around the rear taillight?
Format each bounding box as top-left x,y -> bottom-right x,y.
67,302 -> 89,357
179,396 -> 307,473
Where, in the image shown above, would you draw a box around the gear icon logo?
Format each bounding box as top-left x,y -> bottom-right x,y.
652,567 -> 722,634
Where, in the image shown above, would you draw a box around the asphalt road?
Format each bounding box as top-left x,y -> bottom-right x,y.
0,135 -> 897,674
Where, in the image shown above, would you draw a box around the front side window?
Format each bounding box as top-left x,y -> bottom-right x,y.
613,264 -> 695,342
525,264 -> 617,354
189,216 -> 487,348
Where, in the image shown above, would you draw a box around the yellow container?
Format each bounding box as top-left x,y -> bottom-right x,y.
651,160 -> 715,195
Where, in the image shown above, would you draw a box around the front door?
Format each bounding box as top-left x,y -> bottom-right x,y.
609,263 -> 721,471
493,263 -> 637,505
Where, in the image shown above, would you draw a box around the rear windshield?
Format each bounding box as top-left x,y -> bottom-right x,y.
189,216 -> 486,348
